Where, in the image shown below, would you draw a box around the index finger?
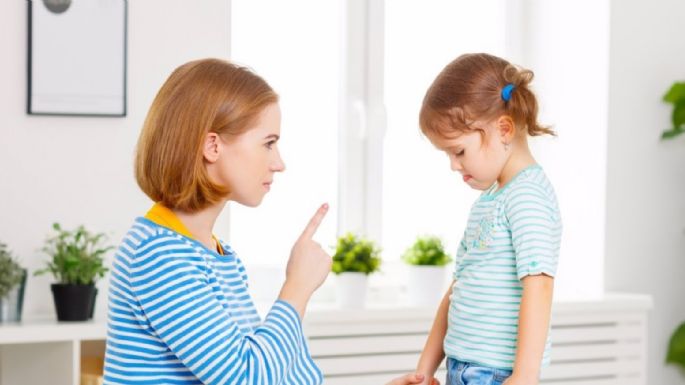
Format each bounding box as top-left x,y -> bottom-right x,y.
299,203 -> 329,241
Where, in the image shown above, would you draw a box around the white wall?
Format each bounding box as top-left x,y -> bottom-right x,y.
0,0 -> 230,320
521,0 -> 611,300
605,0 -> 685,384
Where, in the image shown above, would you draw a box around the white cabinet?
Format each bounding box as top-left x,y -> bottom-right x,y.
0,294 -> 651,385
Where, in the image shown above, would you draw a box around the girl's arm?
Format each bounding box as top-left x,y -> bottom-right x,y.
416,281 -> 453,383
506,275 -> 554,385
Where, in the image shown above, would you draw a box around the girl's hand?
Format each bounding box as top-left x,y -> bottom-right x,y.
385,373 -> 440,385
279,204 -> 332,316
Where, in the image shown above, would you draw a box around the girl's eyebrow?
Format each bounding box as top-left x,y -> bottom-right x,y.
264,134 -> 280,141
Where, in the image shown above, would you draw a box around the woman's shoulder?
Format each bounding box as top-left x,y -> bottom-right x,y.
118,218 -> 200,261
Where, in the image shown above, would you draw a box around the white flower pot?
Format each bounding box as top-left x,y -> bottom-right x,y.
406,265 -> 448,307
335,272 -> 368,309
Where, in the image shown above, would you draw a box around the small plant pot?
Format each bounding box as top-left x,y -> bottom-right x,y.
0,269 -> 27,323
335,272 -> 368,309
51,283 -> 97,321
406,265 -> 448,307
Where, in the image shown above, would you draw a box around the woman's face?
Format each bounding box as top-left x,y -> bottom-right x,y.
210,103 -> 285,207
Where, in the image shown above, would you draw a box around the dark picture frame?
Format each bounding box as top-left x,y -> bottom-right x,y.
27,0 -> 128,117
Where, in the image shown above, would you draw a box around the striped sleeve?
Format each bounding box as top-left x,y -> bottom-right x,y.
505,182 -> 562,280
131,235 -> 307,385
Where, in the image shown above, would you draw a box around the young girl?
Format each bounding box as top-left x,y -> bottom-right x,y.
103,58 -> 332,385
414,53 -> 562,385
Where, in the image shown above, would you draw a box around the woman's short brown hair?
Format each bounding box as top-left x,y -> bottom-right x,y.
135,58 -> 278,212
419,53 -> 553,139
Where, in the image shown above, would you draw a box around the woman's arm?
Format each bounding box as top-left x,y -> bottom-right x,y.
416,282 -> 453,383
505,275 -> 554,385
130,205 -> 331,385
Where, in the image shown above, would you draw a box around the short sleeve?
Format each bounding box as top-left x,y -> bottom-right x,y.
505,182 -> 562,280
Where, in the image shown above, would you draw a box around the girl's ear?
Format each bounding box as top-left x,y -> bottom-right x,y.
496,115 -> 516,143
203,132 -> 221,163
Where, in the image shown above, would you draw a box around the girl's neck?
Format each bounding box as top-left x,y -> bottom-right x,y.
497,138 -> 537,188
173,202 -> 226,251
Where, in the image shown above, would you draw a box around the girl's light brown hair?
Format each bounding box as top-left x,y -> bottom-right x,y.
135,58 -> 278,212
419,53 -> 553,139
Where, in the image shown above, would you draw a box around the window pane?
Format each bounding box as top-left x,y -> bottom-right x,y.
229,1 -> 339,277
383,1 -> 506,264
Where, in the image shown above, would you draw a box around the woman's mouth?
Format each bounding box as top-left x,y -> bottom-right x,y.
463,175 -> 472,182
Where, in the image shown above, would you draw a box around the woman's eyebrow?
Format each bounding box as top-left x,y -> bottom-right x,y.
264,134 -> 280,141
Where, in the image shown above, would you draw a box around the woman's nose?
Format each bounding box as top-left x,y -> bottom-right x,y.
272,151 -> 286,172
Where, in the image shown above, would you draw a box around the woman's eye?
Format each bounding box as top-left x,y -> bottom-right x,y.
455,150 -> 464,156
265,141 -> 276,149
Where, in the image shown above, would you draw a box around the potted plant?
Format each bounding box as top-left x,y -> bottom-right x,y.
661,81 -> 685,139
401,236 -> 453,307
662,81 -> 685,374
0,242 -> 27,322
667,322 -> 685,374
331,233 -> 381,309
35,223 -> 111,321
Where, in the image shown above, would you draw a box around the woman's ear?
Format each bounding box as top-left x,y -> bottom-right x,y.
497,115 -> 516,144
203,132 -> 221,163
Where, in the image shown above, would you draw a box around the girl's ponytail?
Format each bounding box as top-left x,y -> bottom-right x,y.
502,64 -> 555,136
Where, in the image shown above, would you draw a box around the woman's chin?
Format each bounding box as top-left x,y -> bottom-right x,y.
233,194 -> 266,208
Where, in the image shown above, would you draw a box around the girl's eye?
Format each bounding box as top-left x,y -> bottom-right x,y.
265,141 -> 276,149
455,150 -> 464,156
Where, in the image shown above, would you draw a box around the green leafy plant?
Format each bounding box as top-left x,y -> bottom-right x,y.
667,322 -> 685,371
662,82 -> 685,374
401,236 -> 453,266
661,81 -> 685,139
0,243 -> 24,299
661,82 -> 685,376
34,223 -> 112,285
331,233 -> 381,275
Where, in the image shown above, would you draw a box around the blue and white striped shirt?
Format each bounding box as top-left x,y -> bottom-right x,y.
445,164 -> 562,370
104,215 -> 322,385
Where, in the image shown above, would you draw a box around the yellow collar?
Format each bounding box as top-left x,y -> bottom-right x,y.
145,203 -> 224,255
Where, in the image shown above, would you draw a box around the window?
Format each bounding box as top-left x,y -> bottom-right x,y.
228,1 -> 609,302
382,1 -> 507,265
228,0 -> 339,274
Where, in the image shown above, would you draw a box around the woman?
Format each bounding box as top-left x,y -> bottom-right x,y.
103,58 -> 438,385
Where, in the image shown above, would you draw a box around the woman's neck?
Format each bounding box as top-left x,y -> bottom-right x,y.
172,202 -> 226,251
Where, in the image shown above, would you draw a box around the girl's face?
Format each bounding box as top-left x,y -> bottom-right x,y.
209,103 -> 285,207
428,119 -> 510,191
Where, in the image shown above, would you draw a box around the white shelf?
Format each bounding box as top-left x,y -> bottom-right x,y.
0,319 -> 105,345
0,293 -> 652,385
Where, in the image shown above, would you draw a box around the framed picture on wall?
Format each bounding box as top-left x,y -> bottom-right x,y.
27,0 -> 128,116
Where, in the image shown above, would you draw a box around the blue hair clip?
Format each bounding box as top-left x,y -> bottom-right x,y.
501,84 -> 515,102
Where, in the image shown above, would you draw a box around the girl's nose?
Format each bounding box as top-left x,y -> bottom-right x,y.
450,157 -> 462,172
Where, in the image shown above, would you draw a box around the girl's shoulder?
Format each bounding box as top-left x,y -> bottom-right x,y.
506,166 -> 556,198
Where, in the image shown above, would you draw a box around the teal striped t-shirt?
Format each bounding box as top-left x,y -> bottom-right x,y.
445,164 -> 562,370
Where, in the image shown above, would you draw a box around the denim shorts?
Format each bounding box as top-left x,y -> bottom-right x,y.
446,357 -> 513,385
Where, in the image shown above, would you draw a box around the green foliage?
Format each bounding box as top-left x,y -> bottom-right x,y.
0,243 -> 24,299
401,236 -> 453,266
661,81 -> 685,139
331,233 -> 381,275
34,223 -> 112,285
667,322 -> 685,370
